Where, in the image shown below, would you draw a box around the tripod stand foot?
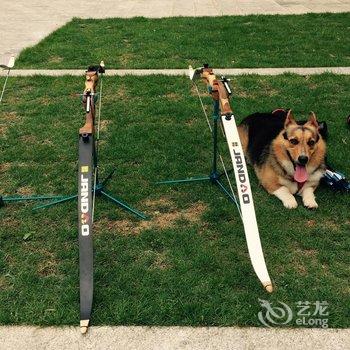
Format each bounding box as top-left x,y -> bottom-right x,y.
156,176 -> 210,185
1,194 -> 68,204
100,190 -> 147,220
32,194 -> 78,210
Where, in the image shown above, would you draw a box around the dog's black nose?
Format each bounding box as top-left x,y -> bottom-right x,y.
298,155 -> 308,165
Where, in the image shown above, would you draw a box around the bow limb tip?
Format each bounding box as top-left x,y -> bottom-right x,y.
8,56 -> 15,69
80,319 -> 89,334
263,282 -> 274,293
188,65 -> 194,80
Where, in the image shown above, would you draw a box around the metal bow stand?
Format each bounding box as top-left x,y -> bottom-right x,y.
156,78 -> 239,209
0,65 -> 146,220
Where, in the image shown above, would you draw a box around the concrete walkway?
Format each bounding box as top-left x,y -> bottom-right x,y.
1,0 -> 350,63
1,67 -> 350,77
1,326 -> 349,350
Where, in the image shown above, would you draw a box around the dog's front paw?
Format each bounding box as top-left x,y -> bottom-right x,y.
283,196 -> 298,209
303,197 -> 318,209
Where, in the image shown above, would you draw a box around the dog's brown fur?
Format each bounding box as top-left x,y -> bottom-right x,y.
238,110 -> 326,209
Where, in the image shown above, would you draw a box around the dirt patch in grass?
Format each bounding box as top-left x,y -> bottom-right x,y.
291,246 -> 319,275
42,139 -> 54,146
304,76 -> 319,90
0,125 -> 7,135
308,83 -> 318,90
118,53 -> 134,66
185,117 -> 199,127
102,200 -> 207,235
165,92 -> 181,101
294,245 -> 318,258
305,218 -> 342,232
258,80 -> 279,97
37,258 -> 58,277
0,163 -> 11,172
320,219 -> 341,231
151,251 -> 169,270
234,86 -> 249,98
143,197 -> 174,209
2,217 -> 21,230
48,56 -> 63,64
24,246 -> 59,277
0,112 -> 22,134
235,80 -> 278,99
0,276 -> 12,290
37,96 -> 51,105
295,262 -> 307,276
301,249 -> 318,257
190,85 -> 208,97
1,111 -> 21,122
113,83 -> 129,101
100,119 -> 111,132
19,134 -> 36,143
17,186 -> 35,195
0,162 -> 35,172
305,219 -> 316,227
147,251 -> 171,270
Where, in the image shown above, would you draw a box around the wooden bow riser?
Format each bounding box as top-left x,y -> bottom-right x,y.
79,71 -> 99,136
201,69 -> 233,116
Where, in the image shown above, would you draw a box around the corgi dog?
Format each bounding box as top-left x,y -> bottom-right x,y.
237,109 -> 326,209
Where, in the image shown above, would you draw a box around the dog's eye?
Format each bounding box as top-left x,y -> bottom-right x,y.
290,138 -> 299,145
308,139 -> 315,147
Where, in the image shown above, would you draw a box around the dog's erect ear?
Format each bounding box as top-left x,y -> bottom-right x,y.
306,111 -> 318,128
284,110 -> 296,128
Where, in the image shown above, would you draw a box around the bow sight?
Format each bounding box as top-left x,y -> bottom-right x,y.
221,76 -> 232,96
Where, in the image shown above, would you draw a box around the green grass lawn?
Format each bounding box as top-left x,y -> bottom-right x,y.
0,74 -> 349,327
15,13 -> 350,69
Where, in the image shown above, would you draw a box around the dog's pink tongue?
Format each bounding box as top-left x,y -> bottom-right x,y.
294,165 -> 308,183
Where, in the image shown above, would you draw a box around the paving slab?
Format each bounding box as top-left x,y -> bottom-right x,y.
1,1 -> 350,63
1,326 -> 349,350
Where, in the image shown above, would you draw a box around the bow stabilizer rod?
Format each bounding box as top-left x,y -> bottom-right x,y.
190,64 -> 273,293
